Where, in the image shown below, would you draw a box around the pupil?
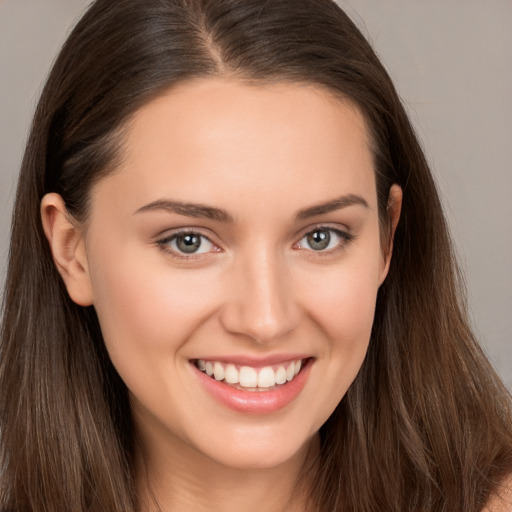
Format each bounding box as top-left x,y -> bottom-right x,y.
177,234 -> 201,253
307,230 -> 330,250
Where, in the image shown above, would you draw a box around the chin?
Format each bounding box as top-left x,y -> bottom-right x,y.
188,425 -> 318,472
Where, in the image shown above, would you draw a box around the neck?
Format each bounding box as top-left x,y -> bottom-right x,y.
135,428 -> 320,512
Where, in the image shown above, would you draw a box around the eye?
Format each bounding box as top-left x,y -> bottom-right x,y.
157,231 -> 218,256
296,227 -> 352,252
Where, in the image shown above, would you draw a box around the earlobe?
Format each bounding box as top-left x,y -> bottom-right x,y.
379,184 -> 403,285
40,193 -> 94,306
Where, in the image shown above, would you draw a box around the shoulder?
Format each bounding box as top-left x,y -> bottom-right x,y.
483,475 -> 512,512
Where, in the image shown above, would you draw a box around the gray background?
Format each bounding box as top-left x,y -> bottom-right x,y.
1,0 -> 511,388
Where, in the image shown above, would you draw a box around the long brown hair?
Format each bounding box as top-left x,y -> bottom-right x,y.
1,1 -> 511,511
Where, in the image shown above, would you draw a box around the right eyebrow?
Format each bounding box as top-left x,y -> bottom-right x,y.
134,199 -> 234,223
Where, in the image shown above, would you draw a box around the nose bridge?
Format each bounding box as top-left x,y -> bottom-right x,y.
220,242 -> 299,343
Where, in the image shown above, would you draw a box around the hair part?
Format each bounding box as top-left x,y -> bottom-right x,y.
1,1 -> 511,511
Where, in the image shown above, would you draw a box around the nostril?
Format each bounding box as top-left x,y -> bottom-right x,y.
218,301 -> 300,344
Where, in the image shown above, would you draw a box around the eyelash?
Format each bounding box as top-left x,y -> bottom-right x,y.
295,226 -> 354,256
156,229 -> 219,260
156,226 -> 354,260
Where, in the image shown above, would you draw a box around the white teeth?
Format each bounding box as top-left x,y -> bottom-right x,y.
239,366 -> 258,387
257,366 -> 276,388
224,364 -> 239,384
213,362 -> 225,381
286,362 -> 295,382
196,358 -> 305,388
275,365 -> 287,385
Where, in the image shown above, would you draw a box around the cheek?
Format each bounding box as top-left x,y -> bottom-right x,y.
86,243 -> 222,366
306,260 -> 380,345
300,257 -> 381,406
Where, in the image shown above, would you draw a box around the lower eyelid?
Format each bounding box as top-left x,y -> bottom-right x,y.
296,227 -> 353,251
155,227 -> 353,258
156,231 -> 218,256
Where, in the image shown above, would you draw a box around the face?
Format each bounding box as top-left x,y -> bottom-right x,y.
64,79 -> 396,471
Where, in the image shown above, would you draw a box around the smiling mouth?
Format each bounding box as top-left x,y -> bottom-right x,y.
193,358 -> 307,392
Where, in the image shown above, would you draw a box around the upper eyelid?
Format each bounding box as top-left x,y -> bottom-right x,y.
156,228 -> 217,243
293,229 -> 354,260
297,226 -> 354,243
155,224 -> 353,249
156,231 -> 220,260
156,229 -> 220,253
295,223 -> 352,240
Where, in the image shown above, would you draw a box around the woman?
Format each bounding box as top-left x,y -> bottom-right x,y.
1,1 -> 511,511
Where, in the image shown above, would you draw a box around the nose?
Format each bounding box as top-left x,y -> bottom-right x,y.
219,246 -> 300,344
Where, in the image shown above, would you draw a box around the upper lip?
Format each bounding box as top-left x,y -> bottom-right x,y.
190,354 -> 312,368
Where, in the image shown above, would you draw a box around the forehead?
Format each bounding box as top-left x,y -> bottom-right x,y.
92,78 -> 377,217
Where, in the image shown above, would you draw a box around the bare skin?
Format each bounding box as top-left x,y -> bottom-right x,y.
41,78 -> 402,512
135,427 -> 320,512
484,477 -> 512,512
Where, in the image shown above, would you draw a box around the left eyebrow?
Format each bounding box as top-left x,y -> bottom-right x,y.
295,194 -> 369,220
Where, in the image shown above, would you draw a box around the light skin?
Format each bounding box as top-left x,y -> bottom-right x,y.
484,477 -> 512,512
42,79 -> 402,512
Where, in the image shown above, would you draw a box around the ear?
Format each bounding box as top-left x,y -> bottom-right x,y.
40,193 -> 94,306
378,184 -> 402,285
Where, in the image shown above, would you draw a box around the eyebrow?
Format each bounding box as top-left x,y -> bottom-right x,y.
295,194 -> 369,220
134,193 -> 368,222
135,200 -> 234,222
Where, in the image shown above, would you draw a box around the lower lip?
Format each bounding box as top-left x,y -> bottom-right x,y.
192,359 -> 313,414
